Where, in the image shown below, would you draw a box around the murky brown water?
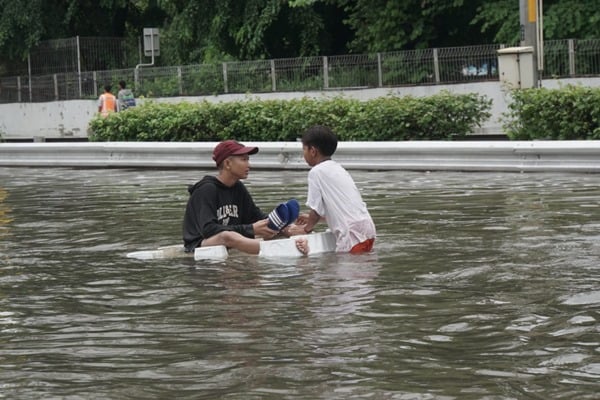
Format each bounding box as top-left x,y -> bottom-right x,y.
0,167 -> 599,399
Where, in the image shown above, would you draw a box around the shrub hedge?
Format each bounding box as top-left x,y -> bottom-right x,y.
88,91 -> 492,142
503,85 -> 600,140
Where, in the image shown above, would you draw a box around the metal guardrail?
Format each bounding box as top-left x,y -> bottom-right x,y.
3,141 -> 600,172
1,39 -> 599,104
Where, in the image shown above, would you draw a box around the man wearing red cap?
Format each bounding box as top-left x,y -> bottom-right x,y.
182,140 -> 305,255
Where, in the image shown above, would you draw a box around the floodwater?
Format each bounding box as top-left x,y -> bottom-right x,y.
0,167 -> 599,399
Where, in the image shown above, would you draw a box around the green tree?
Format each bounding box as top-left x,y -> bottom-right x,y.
542,0 -> 600,39
0,0 -> 45,61
289,0 -> 493,52
0,0 -> 145,72
474,0 -> 600,44
472,0 -> 519,44
294,1 -> 600,52
158,0 -> 348,63
2,0 -> 600,74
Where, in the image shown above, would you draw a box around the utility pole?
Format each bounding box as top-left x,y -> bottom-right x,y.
519,0 -> 544,87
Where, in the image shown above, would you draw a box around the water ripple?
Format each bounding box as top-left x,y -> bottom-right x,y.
1,168 -> 599,399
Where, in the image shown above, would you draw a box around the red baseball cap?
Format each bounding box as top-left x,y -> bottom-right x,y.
212,140 -> 259,166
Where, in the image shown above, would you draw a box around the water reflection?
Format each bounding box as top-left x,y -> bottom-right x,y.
0,186 -> 12,240
0,167 -> 599,399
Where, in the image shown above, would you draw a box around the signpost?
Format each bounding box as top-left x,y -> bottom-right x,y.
135,28 -> 160,90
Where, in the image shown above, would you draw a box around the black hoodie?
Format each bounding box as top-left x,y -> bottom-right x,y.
182,175 -> 267,251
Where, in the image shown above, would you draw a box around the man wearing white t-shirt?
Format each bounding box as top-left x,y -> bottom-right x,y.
289,125 -> 376,253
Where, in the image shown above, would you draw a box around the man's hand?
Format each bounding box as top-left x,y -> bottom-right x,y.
253,219 -> 278,239
295,213 -> 310,225
292,210 -> 321,234
283,223 -> 308,236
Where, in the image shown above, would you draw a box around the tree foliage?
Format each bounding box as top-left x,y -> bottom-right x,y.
0,0 -> 46,60
1,0 -> 599,72
0,0 -> 145,73
472,0 -> 520,45
542,0 -> 600,39
473,0 -> 600,45
157,0 -> 345,63
333,0 -> 488,52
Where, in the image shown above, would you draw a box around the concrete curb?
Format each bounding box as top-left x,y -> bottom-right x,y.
1,141 -> 600,172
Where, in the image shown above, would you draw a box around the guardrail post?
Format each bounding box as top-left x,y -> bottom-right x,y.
222,62 -> 228,93
568,39 -> 576,76
270,60 -> 276,91
433,48 -> 440,83
323,56 -> 329,89
377,53 -> 383,87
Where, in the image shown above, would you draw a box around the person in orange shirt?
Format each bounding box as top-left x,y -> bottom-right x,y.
97,84 -> 116,117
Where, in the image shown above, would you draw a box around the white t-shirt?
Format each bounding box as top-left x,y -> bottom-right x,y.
306,159 -> 376,252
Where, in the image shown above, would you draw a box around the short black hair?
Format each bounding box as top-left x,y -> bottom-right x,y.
119,80 -> 126,88
104,84 -> 112,92
301,125 -> 338,156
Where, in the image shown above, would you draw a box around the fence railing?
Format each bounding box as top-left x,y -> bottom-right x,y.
1,39 -> 598,104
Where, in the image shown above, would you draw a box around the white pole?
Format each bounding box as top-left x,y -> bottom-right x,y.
135,29 -> 158,92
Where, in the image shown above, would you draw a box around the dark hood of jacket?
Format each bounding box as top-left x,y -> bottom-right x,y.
188,175 -> 225,195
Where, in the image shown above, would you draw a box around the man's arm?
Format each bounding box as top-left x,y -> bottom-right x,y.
284,209 -> 321,236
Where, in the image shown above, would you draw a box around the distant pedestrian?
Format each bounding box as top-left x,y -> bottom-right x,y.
97,84 -> 116,117
117,80 -> 136,111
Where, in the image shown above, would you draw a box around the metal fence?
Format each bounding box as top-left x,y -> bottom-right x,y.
1,39 -> 599,104
6,36 -> 137,77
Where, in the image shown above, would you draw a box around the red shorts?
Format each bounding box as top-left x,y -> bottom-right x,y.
349,238 -> 375,254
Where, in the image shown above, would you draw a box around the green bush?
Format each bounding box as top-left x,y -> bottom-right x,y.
88,91 -> 492,142
503,85 -> 600,140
